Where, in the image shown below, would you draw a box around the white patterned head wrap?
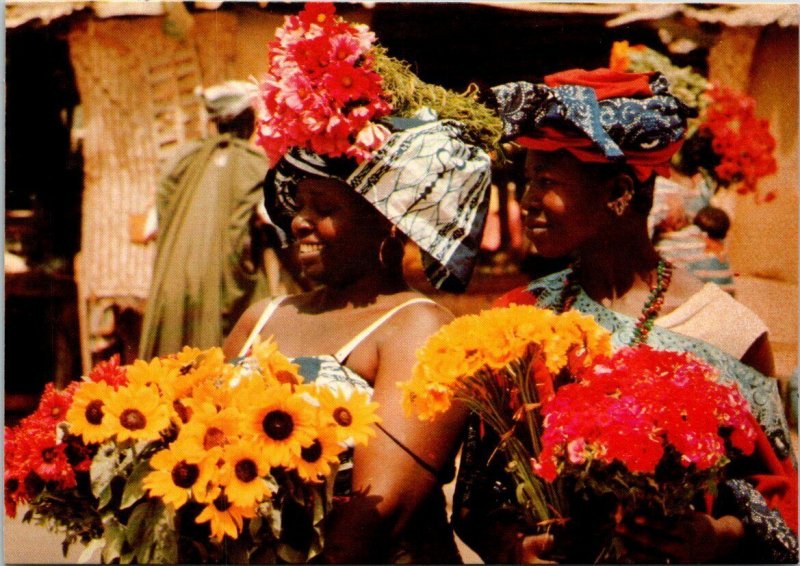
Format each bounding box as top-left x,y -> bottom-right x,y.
264,112 -> 492,292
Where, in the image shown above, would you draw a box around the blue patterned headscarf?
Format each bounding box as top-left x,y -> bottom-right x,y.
487,68 -> 694,179
264,110 -> 492,292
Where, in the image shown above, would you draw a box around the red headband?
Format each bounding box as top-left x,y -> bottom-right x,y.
517,126 -> 683,181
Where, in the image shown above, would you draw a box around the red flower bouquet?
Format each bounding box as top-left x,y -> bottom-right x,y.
257,3 -> 392,164
532,345 -> 759,560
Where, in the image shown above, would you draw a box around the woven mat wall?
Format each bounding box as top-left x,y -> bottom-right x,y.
69,12 -> 237,299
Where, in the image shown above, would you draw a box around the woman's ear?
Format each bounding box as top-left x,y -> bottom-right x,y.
605,173 -> 635,217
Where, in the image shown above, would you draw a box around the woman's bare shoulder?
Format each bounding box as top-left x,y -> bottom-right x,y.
382,292 -> 454,335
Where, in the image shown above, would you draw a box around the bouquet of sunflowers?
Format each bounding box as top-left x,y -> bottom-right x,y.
5,340 -> 380,563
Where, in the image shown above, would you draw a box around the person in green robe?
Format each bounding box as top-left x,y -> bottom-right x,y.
138,81 -> 273,359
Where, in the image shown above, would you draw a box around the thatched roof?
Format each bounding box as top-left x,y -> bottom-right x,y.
8,2 -> 798,29
606,3 -> 799,28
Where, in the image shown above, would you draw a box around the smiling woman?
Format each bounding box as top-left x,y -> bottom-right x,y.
221,3 -> 498,562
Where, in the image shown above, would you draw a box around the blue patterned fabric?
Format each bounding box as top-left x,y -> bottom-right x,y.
525,269 -> 794,462
263,111 -> 491,292
488,74 -> 691,159
721,479 -> 798,563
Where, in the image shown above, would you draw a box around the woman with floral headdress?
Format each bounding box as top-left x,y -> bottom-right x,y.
223,4 -> 499,562
452,69 -> 797,563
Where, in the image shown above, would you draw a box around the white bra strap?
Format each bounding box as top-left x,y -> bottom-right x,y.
333,298 -> 438,363
238,296 -> 287,358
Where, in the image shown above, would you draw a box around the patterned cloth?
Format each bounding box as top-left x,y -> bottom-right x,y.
487,69 -> 693,180
264,112 -> 492,292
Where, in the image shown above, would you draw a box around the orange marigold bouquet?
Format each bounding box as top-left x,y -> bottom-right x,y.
400,305 -> 612,526
5,340 -> 380,563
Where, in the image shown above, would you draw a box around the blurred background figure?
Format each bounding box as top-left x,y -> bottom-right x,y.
138,80 -> 275,359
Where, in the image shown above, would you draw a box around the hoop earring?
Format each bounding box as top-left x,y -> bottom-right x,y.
607,189 -> 633,217
378,226 -> 404,270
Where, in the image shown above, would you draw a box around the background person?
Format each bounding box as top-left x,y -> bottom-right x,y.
138,81 -> 274,359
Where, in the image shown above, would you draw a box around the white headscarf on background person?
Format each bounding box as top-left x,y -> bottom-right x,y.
197,80 -> 258,122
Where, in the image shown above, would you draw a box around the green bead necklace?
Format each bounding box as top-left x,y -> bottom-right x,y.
560,257 -> 674,346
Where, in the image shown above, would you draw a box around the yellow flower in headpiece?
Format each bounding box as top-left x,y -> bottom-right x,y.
610,40 -> 632,72
66,381 -> 114,444
104,383 -> 171,442
316,387 -> 380,446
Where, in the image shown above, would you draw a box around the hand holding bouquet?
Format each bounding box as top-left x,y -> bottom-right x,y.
5,340 -> 380,563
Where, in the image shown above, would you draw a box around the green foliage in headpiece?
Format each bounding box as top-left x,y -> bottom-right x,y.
626,47 -> 709,112
372,45 -> 503,155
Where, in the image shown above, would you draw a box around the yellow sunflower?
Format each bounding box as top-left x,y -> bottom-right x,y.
161,347 -> 226,398
251,337 -> 303,386
218,440 -> 272,508
294,427 -> 342,483
125,357 -> 180,400
195,491 -> 255,541
191,367 -> 238,410
65,380 -> 114,444
244,383 -> 317,468
316,387 -> 380,446
142,440 -> 219,509
178,402 -> 242,451
104,383 -> 172,442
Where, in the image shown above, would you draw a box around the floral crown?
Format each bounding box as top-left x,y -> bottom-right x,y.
256,3 -> 502,166
256,3 -> 393,165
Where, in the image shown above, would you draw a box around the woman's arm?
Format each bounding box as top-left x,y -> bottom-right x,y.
320,303 -> 467,563
740,332 -> 775,377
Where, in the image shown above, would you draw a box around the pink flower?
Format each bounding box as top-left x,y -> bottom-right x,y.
255,3 -> 392,163
567,438 -> 586,465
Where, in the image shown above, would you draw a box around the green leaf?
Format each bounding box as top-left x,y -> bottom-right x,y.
150,502 -> 178,564
120,458 -> 153,510
125,500 -> 151,548
77,538 -> 104,564
101,515 -> 125,563
90,443 -> 118,499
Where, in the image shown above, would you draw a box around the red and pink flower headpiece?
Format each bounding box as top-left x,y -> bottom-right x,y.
257,3 -> 393,165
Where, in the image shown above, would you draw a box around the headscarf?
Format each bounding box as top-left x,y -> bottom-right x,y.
198,80 -> 258,122
488,68 -> 694,180
264,111 -> 492,292
257,4 -> 493,292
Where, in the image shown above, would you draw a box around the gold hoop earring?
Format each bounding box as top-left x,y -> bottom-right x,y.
378,226 -> 404,270
607,189 -> 633,217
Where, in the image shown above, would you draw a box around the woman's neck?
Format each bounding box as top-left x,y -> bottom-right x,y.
312,270 -> 410,311
574,225 -> 660,303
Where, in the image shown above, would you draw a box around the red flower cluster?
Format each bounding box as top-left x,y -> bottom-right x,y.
4,356 -> 127,517
532,345 -> 757,482
257,3 -> 392,164
702,84 -> 777,202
